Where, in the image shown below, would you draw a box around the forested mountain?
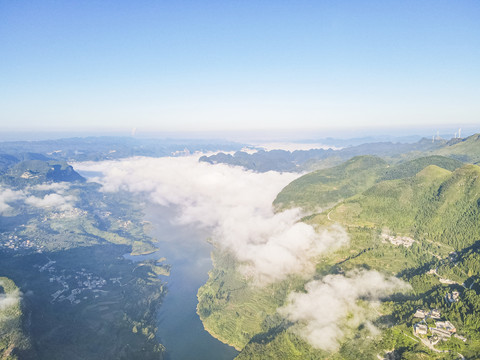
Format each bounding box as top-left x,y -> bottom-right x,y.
199,146 -> 480,359
200,133 -> 480,174
273,155 -> 389,211
200,137 -> 451,172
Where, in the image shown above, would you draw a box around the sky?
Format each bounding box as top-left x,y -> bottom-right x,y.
1,1 -> 479,136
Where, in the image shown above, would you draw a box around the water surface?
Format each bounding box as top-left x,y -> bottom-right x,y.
145,205 -> 238,360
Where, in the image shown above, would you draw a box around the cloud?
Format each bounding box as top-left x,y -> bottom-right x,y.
0,280 -> 21,311
0,186 -> 26,215
278,270 -> 409,351
1,183 -> 75,215
25,193 -> 77,210
76,156 -> 348,283
30,182 -> 70,193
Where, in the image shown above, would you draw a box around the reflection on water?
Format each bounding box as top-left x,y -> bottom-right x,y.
142,204 -> 238,360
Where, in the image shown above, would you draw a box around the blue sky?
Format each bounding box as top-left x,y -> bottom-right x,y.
1,1 -> 479,135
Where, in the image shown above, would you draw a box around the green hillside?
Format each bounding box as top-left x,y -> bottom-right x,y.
273,155 -> 464,213
381,155 -> 464,181
197,252 -> 303,350
273,156 -> 389,211
325,164 -> 480,250
0,277 -> 30,360
200,161 -> 480,359
432,133 -> 480,164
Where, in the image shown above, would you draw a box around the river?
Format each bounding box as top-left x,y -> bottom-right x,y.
143,204 -> 238,360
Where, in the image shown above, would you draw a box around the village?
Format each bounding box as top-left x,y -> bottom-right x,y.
35,259 -> 122,305
412,291 -> 467,350
381,232 -> 415,247
0,232 -> 43,252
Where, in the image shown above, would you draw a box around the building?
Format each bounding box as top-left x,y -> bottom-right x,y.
413,323 -> 428,335
414,309 -> 427,318
435,321 -> 456,333
430,309 -> 441,319
446,291 -> 460,303
430,327 -> 451,339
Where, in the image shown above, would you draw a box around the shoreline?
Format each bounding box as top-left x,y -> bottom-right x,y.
195,304 -> 242,352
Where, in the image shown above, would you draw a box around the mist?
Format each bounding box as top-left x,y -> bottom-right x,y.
0,280 -> 21,312
278,270 -> 409,351
0,183 -> 76,214
0,186 -> 25,215
76,155 -> 349,283
25,193 -> 76,211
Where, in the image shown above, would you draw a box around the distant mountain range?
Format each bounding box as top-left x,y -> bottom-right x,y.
200,133 -> 480,172
0,136 -> 243,162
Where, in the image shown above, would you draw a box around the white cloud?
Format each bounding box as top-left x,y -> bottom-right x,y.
25,193 -> 76,210
0,280 -> 21,311
76,156 -> 348,284
1,183 -> 75,215
0,186 -> 26,215
278,270 -> 409,351
30,182 -> 70,193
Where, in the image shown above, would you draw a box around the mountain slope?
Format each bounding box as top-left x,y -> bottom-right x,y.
5,160 -> 85,184
432,133 -> 480,164
273,156 -> 389,211
273,155 -> 464,213
381,155 -> 464,181
200,161 -> 480,359
324,164 -> 480,250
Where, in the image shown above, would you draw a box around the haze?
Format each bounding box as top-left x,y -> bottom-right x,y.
1,1 -> 479,134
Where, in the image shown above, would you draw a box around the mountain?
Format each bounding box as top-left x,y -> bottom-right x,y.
273,155 -> 389,211
199,137 -> 448,172
432,133 -> 480,164
4,159 -> 86,184
380,155 -> 464,181
199,158 -> 480,359
0,154 -> 19,173
0,137 -> 244,162
323,163 -> 480,250
273,155 -> 464,212
200,134 -> 480,174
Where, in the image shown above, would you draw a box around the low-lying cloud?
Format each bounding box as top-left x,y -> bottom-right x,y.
76,156 -> 349,283
25,193 -> 77,210
30,182 -> 70,193
0,280 -> 21,312
0,186 -> 26,215
278,270 -> 409,351
0,182 -> 76,215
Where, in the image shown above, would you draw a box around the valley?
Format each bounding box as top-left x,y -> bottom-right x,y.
1,133 -> 480,359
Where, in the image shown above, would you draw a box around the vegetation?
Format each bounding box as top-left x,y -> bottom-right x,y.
0,278 -> 30,360
273,156 -> 389,211
197,251 -> 305,350
3,135 -> 480,359
380,155 -> 464,181
199,156 -> 480,359
200,136 -> 448,173
0,162 -> 167,359
432,133 -> 480,164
